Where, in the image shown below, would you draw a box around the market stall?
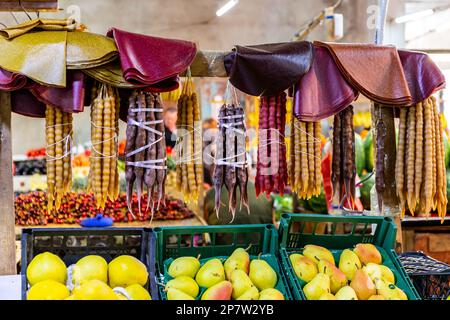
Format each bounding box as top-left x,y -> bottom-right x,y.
0,0 -> 449,302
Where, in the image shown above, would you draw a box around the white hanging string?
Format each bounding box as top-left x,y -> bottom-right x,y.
45,123 -> 73,161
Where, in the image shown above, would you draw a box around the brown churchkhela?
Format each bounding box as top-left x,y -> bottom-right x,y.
331,106 -> 356,208
124,91 -> 167,218
213,103 -> 249,221
396,97 -> 447,220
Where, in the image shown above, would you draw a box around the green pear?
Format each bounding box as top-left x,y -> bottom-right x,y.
249,259 -> 277,291
303,245 -> 335,265
335,286 -> 358,300
375,280 -> 407,300
379,265 -> 395,284
318,259 -> 347,294
167,288 -> 195,300
224,248 -> 250,280
236,286 -> 259,300
201,281 -> 232,300
350,269 -> 376,300
195,259 -> 225,288
166,276 -> 199,298
289,254 -> 318,283
230,270 -> 256,299
339,249 -> 362,281
354,243 -> 382,265
259,288 -> 284,300
168,256 -> 200,278
303,273 -> 330,300
319,293 -> 336,300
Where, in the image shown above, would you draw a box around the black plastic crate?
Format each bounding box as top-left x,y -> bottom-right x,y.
21,227 -> 158,300
399,251 -> 450,300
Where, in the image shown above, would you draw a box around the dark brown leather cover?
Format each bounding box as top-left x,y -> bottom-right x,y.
294,45 -> 357,121
224,41 -> 313,96
315,41 -> 413,106
107,27 -> 197,92
398,49 -> 446,104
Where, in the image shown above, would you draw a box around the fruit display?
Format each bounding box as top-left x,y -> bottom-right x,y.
45,105 -> 73,213
15,191 -> 195,226
26,147 -> 47,158
255,93 -> 288,198
162,248 -> 285,301
125,91 -> 167,217
175,84 -> 203,203
395,97 -> 448,219
213,104 -> 249,219
288,116 -> 322,200
89,83 -> 120,209
288,244 -> 409,300
14,159 -> 46,176
26,252 -> 151,300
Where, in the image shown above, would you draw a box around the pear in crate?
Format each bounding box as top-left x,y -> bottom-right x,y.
236,286 -> 260,300
353,243 -> 382,265
318,259 -> 347,294
230,270 -> 256,299
339,249 -> 362,281
201,281 -> 233,300
167,288 -> 195,300
350,269 -> 376,300
303,273 -> 330,300
168,256 -> 200,278
196,259 -> 225,288
303,245 -> 335,265
166,276 -> 199,298
259,288 -> 284,300
335,286 -> 358,300
289,253 -> 317,282
249,259 -> 277,291
224,248 -> 250,280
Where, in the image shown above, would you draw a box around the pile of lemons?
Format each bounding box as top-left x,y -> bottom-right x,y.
26,252 -> 151,300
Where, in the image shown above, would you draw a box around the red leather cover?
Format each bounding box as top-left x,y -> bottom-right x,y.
315,41 -> 413,106
398,49 -> 446,104
294,45 -> 357,122
0,68 -> 28,91
107,27 -> 197,91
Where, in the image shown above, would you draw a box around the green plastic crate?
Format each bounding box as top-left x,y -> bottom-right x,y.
278,213 -> 420,300
153,224 -> 292,300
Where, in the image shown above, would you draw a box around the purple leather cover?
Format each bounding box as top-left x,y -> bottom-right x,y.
30,70 -> 86,113
11,89 -> 46,118
398,49 -> 446,104
294,45 -> 357,121
0,69 -> 28,91
107,27 -> 196,92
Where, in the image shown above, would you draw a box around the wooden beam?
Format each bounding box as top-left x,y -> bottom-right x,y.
0,91 -> 16,275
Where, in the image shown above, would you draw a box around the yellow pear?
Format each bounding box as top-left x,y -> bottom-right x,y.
350,269 -> 376,300
303,273 -> 330,300
72,255 -> 108,286
72,279 -> 117,300
224,248 -> 250,280
27,252 -> 67,286
335,286 -> 358,300
376,280 -> 408,300
108,255 -> 148,288
362,263 -> 382,282
289,254 -> 318,283
166,276 -> 199,298
125,284 -> 152,300
353,244 -> 382,265
339,249 -> 362,281
236,286 -> 260,300
259,288 -> 284,300
168,256 -> 200,278
368,295 -> 385,300
27,279 -> 70,300
230,270 -> 256,299
195,259 -> 225,288
303,245 -> 335,265
318,259 -> 347,294
319,293 -> 336,300
249,259 -> 277,291
201,281 -> 233,300
379,265 -> 395,284
167,288 -> 195,300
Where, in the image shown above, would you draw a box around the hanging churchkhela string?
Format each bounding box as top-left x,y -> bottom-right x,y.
45,105 -> 73,213
213,83 -> 249,221
125,91 -> 167,221
175,70 -> 203,203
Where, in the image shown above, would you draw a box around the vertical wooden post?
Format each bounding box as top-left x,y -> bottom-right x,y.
0,91 -> 16,275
